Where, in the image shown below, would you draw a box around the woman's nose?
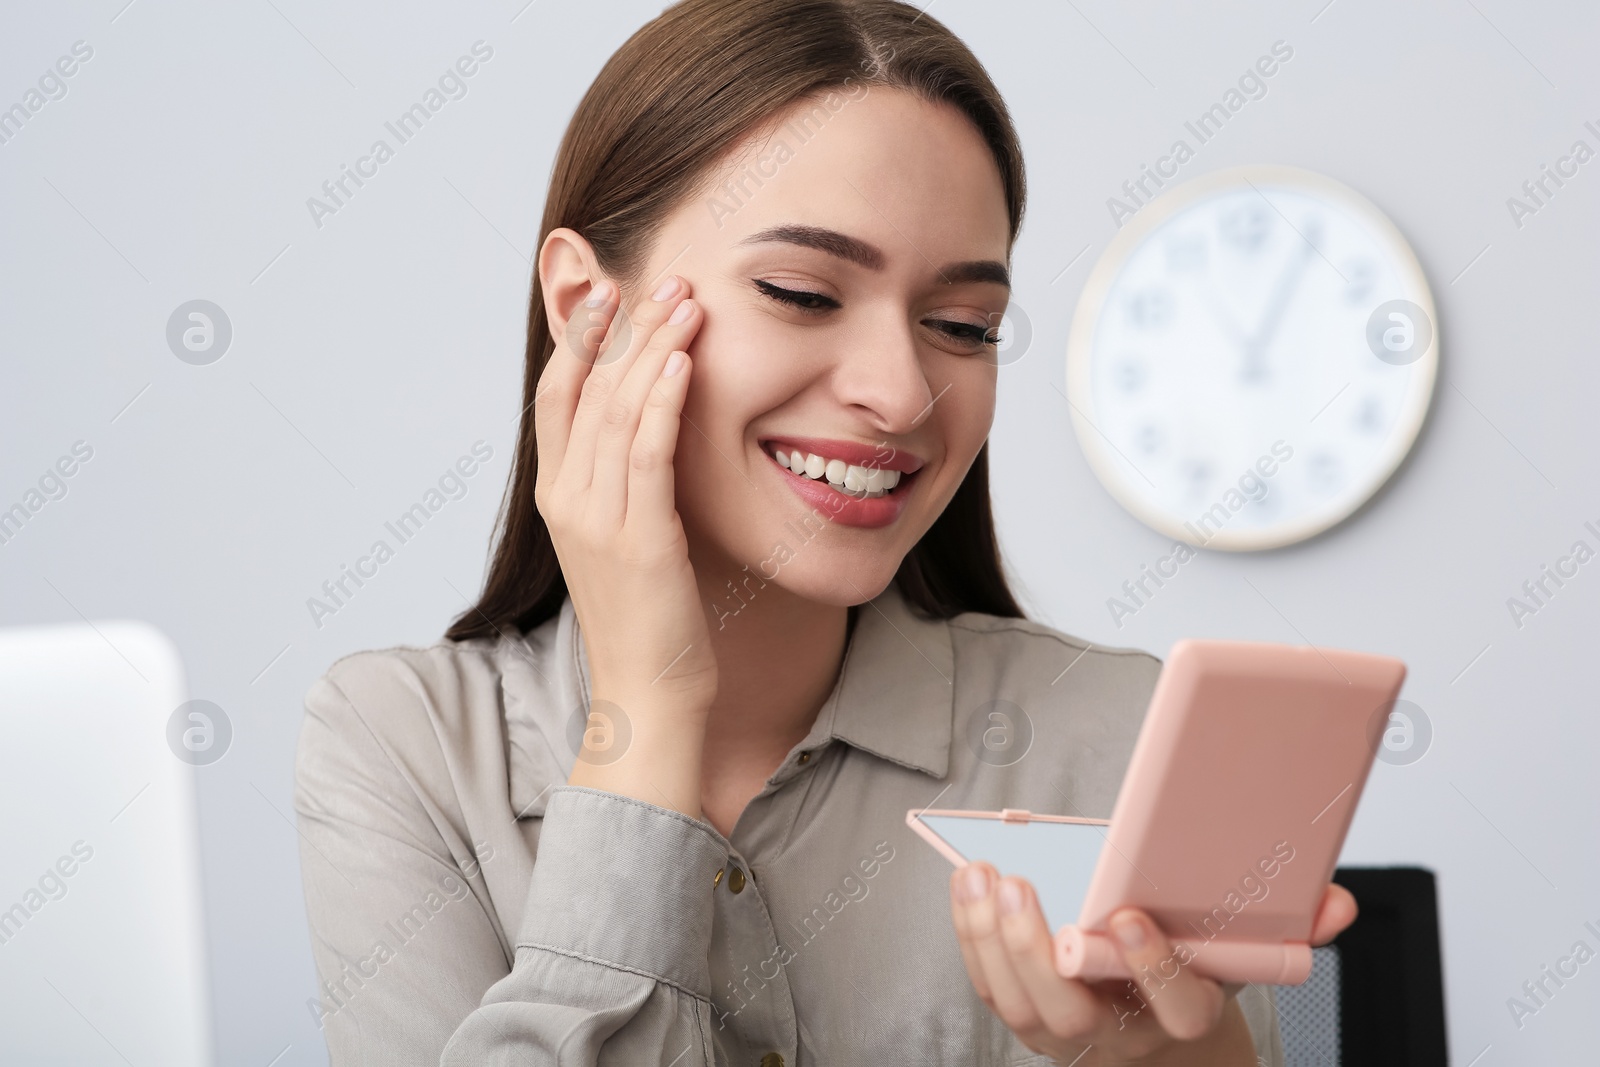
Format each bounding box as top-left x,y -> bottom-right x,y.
828,317 -> 937,435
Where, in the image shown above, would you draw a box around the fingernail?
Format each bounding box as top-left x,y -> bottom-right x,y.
998,880 -> 1025,916
584,280 -> 615,307
1113,915 -> 1146,950
667,298 -> 694,325
962,865 -> 989,902
662,351 -> 686,378
652,275 -> 680,302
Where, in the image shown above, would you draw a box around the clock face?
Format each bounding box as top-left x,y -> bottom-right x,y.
1066,166 -> 1438,550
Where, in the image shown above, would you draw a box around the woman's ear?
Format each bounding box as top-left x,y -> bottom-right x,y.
539,227 -> 606,345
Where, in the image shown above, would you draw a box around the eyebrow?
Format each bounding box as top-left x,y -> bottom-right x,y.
737,224 -> 1010,289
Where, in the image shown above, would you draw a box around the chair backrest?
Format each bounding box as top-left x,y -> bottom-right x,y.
0,620 -> 214,1066
1274,866 -> 1449,1067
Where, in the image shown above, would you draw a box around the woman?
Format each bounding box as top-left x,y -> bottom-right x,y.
293,1 -> 1356,1063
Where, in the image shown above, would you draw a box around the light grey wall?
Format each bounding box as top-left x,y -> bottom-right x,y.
2,0 -> 1595,1063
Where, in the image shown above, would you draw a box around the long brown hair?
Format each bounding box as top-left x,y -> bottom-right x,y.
447,0 -> 1027,642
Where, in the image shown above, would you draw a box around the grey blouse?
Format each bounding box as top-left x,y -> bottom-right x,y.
293,581 -> 1285,1065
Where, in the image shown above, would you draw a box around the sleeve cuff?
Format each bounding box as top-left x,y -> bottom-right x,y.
517,785 -> 729,997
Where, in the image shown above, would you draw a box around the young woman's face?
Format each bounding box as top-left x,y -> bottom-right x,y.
634,87 -> 1011,608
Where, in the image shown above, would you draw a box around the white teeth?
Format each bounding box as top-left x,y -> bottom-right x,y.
767,445 -> 910,499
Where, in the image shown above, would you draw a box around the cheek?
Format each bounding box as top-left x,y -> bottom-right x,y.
914,365 -> 994,514
672,312 -> 801,516
680,308 -> 811,432
940,364 -> 998,461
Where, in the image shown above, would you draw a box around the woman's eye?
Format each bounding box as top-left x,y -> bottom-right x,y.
927,318 -> 1002,349
754,280 -> 1001,349
754,279 -> 840,313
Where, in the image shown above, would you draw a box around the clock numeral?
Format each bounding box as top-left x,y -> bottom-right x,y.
1354,393 -> 1386,434
1135,423 -> 1163,456
1344,259 -> 1377,304
1219,203 -> 1272,252
1125,288 -> 1174,330
1113,354 -> 1146,393
1307,452 -> 1343,496
1182,459 -> 1214,502
1249,490 -> 1279,516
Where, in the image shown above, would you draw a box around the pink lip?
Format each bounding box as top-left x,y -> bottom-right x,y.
758,435 -> 925,473
758,439 -> 923,530
768,458 -> 917,529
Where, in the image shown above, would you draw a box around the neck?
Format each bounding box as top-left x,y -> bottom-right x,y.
694,551 -> 851,761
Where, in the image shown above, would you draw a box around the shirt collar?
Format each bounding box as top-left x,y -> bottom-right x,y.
499,580 -> 955,819
800,581 -> 955,779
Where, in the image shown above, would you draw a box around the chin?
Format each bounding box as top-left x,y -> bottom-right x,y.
698,520 -> 909,611
770,553 -> 902,608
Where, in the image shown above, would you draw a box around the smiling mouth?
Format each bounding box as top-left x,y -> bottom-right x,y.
761,443 -> 919,499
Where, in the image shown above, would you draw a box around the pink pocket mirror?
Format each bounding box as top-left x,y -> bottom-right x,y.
910,638 -> 1407,985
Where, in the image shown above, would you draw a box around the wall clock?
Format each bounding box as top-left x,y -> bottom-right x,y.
1065,165 -> 1438,551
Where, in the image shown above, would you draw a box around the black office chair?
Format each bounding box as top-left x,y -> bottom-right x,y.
1272,867 -> 1449,1066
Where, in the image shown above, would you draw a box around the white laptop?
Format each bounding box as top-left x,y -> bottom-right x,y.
0,620 -> 214,1065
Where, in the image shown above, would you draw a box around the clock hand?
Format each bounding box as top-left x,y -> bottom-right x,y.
1197,280 -> 1250,352
1240,224 -> 1319,382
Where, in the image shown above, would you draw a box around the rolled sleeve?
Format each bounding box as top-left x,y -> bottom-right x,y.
517,785 -> 729,996
443,786 -> 729,1065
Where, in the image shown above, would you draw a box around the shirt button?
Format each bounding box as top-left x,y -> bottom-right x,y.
713,867 -> 724,888
797,751 -> 811,764
759,1054 -> 785,1067
727,866 -> 747,893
